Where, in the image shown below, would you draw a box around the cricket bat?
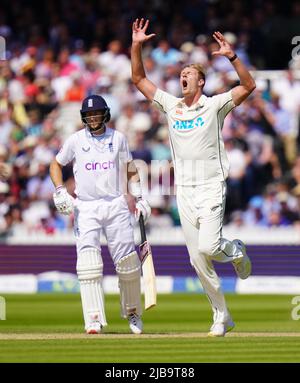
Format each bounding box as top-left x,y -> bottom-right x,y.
139,214 -> 157,310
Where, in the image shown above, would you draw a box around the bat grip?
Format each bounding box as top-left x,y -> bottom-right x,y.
139,214 -> 147,243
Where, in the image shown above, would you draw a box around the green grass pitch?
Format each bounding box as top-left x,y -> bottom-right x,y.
0,293 -> 299,363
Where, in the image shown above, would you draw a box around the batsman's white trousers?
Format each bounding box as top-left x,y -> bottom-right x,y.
73,195 -> 135,265
177,181 -> 237,323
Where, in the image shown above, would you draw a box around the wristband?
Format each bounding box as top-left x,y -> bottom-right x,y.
229,53 -> 238,62
56,185 -> 65,192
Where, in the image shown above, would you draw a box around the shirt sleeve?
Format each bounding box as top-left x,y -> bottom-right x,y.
56,135 -> 76,166
152,88 -> 179,113
119,134 -> 132,163
212,90 -> 236,122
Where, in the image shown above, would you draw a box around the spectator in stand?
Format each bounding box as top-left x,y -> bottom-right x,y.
227,210 -> 244,228
271,70 -> 300,140
0,181 -> 9,216
0,182 -> 11,237
151,40 -> 182,68
35,48 -> 55,79
131,130 -> 152,165
0,162 -> 10,180
243,196 -> 267,226
143,56 -> 163,88
58,49 -> 80,77
150,126 -> 172,162
26,109 -> 43,137
98,40 -> 131,82
26,163 -> 54,202
93,76 -> 121,121
64,72 -> 86,102
40,204 -> 68,234
225,138 -> 248,213
265,92 -> 296,166
189,34 -> 209,68
0,146 -> 10,179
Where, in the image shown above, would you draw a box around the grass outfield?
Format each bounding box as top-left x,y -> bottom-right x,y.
0,293 -> 299,362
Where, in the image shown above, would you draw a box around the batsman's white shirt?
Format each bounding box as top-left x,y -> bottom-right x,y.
56,127 -> 132,200
56,127 -> 134,263
152,88 -> 235,185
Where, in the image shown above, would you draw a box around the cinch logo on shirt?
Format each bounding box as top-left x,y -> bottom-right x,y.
85,161 -> 115,171
172,117 -> 204,131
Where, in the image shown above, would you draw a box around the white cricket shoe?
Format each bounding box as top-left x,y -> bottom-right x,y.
208,318 -> 235,337
128,313 -> 143,334
232,239 -> 252,280
86,322 -> 103,334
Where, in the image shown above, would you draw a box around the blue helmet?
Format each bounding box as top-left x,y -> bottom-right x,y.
80,95 -> 111,125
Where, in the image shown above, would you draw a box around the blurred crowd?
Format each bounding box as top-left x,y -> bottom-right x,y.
1,0 -> 300,69
1,0 -> 300,238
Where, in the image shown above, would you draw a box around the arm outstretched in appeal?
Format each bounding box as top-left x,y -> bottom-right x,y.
212,31 -> 256,106
131,18 -> 157,101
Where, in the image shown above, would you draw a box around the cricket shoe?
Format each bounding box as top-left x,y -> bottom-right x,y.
232,239 -> 252,280
208,318 -> 235,337
86,322 -> 103,334
128,313 -> 143,334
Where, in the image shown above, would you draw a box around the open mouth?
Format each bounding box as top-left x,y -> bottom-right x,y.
182,80 -> 188,89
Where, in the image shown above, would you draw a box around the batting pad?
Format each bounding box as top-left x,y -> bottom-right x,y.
116,251 -> 142,318
76,247 -> 107,328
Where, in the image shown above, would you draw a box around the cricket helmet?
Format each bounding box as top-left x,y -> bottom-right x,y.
80,95 -> 111,125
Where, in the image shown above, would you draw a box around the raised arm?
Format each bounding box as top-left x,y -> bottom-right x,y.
131,18 -> 157,101
212,31 -> 256,106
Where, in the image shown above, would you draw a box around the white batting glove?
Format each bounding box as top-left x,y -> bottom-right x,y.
53,186 -> 74,215
135,198 -> 151,224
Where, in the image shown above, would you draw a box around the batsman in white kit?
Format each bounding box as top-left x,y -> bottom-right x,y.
50,95 -> 151,334
131,19 -> 256,336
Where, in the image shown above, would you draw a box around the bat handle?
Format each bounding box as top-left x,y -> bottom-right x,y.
139,214 -> 147,243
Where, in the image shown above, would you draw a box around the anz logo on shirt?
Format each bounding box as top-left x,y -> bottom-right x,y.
172,117 -> 204,131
